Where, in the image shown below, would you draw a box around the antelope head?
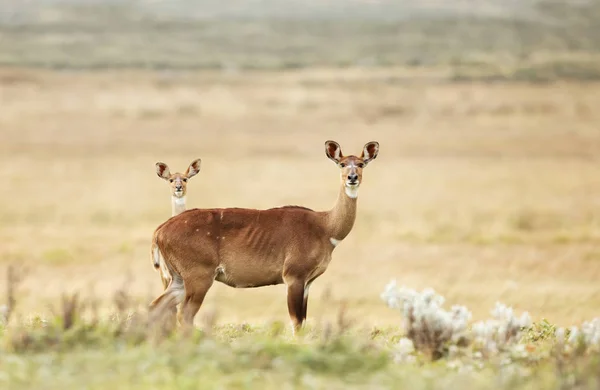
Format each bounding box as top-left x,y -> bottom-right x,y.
156,158 -> 202,198
325,140 -> 379,198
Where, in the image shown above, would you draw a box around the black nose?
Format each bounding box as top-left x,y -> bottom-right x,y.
176,185 -> 183,191
348,174 -> 358,182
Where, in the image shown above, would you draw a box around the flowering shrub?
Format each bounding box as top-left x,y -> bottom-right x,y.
472,302 -> 531,356
381,280 -> 531,361
381,280 -> 471,360
556,318 -> 600,354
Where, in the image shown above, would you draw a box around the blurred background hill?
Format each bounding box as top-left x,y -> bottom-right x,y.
1,0 -> 599,81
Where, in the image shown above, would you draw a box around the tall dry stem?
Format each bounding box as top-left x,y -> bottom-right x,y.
1,265 -> 26,325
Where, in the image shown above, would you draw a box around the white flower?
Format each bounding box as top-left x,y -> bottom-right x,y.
397,337 -> 415,355
0,304 -> 8,324
519,312 -> 532,328
579,318 -> 600,347
568,327 -> 579,344
472,321 -> 493,339
380,280 -> 401,309
559,318 -> 600,352
492,302 -> 512,320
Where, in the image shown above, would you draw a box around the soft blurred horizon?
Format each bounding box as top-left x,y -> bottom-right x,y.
1,0 -> 600,80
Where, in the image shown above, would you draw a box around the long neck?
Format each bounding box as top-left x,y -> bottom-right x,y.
171,196 -> 187,216
325,184 -> 358,241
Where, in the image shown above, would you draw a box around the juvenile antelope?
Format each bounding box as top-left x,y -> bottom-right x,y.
155,159 -> 202,217
154,159 -> 201,290
149,141 -> 379,332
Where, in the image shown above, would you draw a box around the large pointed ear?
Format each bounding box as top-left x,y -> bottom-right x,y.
156,162 -> 171,180
185,158 -> 202,179
361,141 -> 379,165
325,140 -> 343,164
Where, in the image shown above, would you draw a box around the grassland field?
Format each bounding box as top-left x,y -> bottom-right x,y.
1,6 -> 600,383
0,0 -> 600,390
1,67 -> 599,328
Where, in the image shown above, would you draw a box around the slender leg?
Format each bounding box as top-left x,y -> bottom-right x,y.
148,277 -> 184,327
179,276 -> 214,332
301,281 -> 312,324
155,260 -> 180,326
159,273 -> 178,324
286,281 -> 305,335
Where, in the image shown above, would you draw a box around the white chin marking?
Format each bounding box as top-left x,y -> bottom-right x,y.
345,185 -> 359,199
330,237 -> 341,247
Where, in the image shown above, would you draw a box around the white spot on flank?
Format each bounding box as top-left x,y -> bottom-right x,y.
345,186 -> 359,198
215,265 -> 225,280
329,237 -> 341,247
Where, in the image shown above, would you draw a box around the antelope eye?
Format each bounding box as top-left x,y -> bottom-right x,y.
339,163 -> 346,168
183,178 -> 187,182
169,179 -> 174,183
357,163 -> 365,168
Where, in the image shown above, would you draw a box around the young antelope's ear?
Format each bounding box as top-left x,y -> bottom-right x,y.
185,158 -> 202,179
361,141 -> 379,165
325,140 -> 343,164
156,162 -> 171,180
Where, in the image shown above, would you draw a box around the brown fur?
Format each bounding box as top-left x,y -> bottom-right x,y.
149,141 -> 379,333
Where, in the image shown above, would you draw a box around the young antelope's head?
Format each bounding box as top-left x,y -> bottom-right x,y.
325,140 -> 379,198
155,158 -> 202,198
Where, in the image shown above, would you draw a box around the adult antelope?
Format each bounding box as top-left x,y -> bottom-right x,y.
149,141 -> 379,332
155,159 -> 202,217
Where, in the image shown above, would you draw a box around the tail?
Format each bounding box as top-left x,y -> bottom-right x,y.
151,231 -> 161,270
151,230 -> 172,289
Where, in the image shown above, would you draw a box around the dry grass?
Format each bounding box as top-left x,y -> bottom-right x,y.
0,67 -> 599,328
